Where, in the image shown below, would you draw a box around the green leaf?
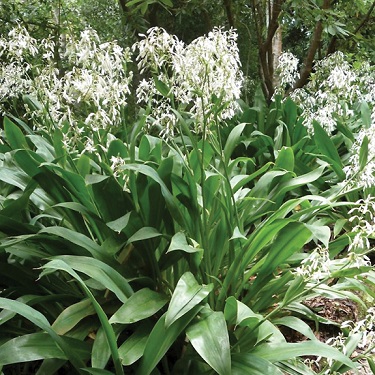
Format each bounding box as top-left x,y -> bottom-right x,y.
126,0 -> 144,7
313,121 -> 342,167
230,162 -> 272,193
273,316 -> 316,341
23,94 -> 43,111
251,341 -> 356,368
76,154 -> 91,177
91,325 -> 123,370
108,139 -> 128,160
359,135 -> 369,171
53,128 -> 66,163
52,299 -> 96,335
186,309 -> 231,375
230,227 -> 247,241
305,223 -> 331,248
275,147 -> 294,172
360,101 -> 371,128
38,259 -> 124,375
4,116 -> 29,150
107,212 -> 132,233
165,272 -> 213,328
367,357 -> 375,373
121,163 -> 185,227
39,227 -> 105,260
118,322 -> 151,365
136,306 -> 202,375
126,227 -> 163,244
153,77 -> 170,97
0,298 -> 87,372
282,275 -> 306,306
110,288 -> 168,324
0,333 -> 90,365
85,174 -> 110,184
159,0 -> 173,6
42,255 -> 133,303
167,232 -> 200,254
82,369 -> 115,375
231,353 -> 283,375
250,222 -> 311,292
224,123 -> 246,161
91,327 -> 111,370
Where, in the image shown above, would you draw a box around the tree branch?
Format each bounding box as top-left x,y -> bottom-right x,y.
354,0 -> 375,34
260,0 -> 285,99
327,0 -> 375,56
223,0 -> 235,28
292,0 -> 330,90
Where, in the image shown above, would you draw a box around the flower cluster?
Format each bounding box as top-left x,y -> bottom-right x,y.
346,196 -> 375,253
0,26 -> 132,152
38,29 -> 132,145
276,52 -> 375,135
341,307 -> 375,353
0,26 -> 38,108
295,246 -> 331,281
133,27 -> 244,137
275,52 -> 300,95
342,106 -> 375,190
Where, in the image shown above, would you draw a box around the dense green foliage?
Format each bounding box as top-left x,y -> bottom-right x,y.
0,4 -> 374,375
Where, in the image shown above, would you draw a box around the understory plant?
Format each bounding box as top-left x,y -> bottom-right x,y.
0,26 -> 374,375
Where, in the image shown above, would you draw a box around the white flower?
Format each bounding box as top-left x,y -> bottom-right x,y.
289,52 -> 374,135
133,27 -> 244,137
295,246 -> 331,281
276,52 -> 300,93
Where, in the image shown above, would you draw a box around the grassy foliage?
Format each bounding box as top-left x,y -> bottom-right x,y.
0,93 -> 374,375
0,25 -> 374,375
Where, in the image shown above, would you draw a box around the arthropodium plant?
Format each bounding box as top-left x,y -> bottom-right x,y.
0,25 -> 374,375
1,108 -> 370,375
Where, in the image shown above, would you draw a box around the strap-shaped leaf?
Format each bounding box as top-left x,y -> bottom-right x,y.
0,332 -> 90,365
186,309 -> 231,375
42,255 -> 133,303
231,353 -> 283,375
249,222 -> 311,293
136,306 -> 202,375
110,288 -> 168,324
38,259 -> 124,375
52,299 -> 95,335
251,341 -> 356,369
118,322 -> 151,365
4,116 -> 29,150
0,298 -> 87,372
165,272 -> 213,328
121,163 -> 186,228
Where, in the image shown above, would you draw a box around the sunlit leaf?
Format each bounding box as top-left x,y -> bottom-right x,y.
110,288 -> 168,324
165,272 -> 213,328
186,309 -> 231,375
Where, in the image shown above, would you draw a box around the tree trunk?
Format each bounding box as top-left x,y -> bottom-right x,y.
252,0 -> 285,101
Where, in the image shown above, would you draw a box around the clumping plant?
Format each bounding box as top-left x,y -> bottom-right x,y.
133,26 -> 244,137
276,50 -> 375,192
1,23 -> 375,375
